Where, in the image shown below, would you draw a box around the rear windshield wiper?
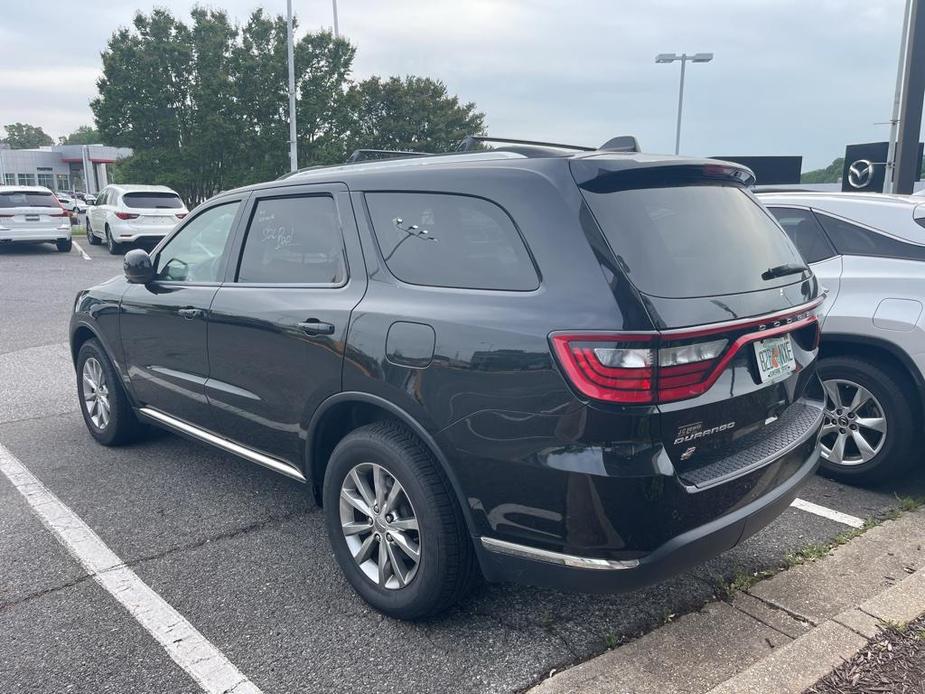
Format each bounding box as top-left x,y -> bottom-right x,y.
762,263 -> 808,281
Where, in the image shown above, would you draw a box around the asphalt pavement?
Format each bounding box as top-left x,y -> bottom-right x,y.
1,238 -> 923,694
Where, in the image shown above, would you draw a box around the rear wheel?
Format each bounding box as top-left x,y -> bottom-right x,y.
105,225 -> 120,255
323,421 -> 477,619
76,339 -> 144,446
56,238 -> 72,252
817,356 -> 915,483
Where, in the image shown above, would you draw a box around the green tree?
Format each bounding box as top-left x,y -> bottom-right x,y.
2,122 -> 54,148
92,7 -> 485,202
801,158 -> 844,184
59,126 -> 102,145
346,76 -> 485,155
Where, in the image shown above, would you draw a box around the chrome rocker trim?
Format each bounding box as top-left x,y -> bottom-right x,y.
138,407 -> 307,483
480,536 -> 640,571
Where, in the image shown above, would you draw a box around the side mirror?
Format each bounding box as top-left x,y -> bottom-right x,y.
124,249 -> 155,284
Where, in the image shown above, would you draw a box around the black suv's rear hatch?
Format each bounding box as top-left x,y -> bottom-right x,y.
568,155 -> 822,482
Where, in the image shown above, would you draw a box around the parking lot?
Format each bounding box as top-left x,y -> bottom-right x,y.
2,239 -> 924,694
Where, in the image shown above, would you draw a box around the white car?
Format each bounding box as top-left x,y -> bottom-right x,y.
759,191 -> 925,482
0,185 -> 72,252
56,193 -> 86,215
86,184 -> 188,254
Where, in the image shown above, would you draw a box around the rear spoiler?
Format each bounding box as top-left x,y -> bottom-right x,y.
572,158 -> 756,194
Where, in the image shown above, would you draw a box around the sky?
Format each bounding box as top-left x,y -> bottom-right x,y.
0,0 -> 916,171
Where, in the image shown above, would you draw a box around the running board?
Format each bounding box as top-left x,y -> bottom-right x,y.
138,407 -> 307,483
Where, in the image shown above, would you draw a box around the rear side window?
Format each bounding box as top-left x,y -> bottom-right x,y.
580,184 -> 805,298
766,207 -> 836,264
0,191 -> 58,208
237,195 -> 347,285
365,192 -> 539,290
815,212 -> 925,261
123,192 -> 184,209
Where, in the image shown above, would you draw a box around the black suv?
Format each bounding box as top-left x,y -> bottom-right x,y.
70,141 -> 824,619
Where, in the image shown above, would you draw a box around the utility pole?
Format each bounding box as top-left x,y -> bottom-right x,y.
332,0 -> 339,37
895,0 -> 925,194
885,0 -> 913,193
286,0 -> 298,172
656,53 -> 714,155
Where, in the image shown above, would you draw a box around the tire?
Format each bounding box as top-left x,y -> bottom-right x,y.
105,225 -> 120,255
56,238 -> 72,252
816,356 -> 915,483
323,421 -> 477,619
76,339 -> 145,446
86,217 -> 100,245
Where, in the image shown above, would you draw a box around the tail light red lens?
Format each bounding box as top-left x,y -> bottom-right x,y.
550,301 -> 822,405
115,212 -> 139,220
176,212 -> 187,219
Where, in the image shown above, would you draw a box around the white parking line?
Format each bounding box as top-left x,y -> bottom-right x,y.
72,239 -> 91,261
0,442 -> 263,694
791,497 -> 865,528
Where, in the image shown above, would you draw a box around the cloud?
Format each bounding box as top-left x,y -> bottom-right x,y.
0,0 -> 913,169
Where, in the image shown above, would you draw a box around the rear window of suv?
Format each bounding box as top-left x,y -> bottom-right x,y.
365,192 -> 539,291
122,192 -> 184,209
580,183 -> 805,298
0,191 -> 58,208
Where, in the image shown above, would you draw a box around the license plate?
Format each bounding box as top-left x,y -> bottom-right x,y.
25,215 -> 39,222
754,335 -> 796,383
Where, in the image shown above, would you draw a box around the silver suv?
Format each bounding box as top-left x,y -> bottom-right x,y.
759,191 -> 925,482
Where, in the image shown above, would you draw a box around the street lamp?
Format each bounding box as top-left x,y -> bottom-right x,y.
655,52 -> 714,155
286,0 -> 297,172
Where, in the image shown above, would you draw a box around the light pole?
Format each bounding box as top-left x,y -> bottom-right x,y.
286,0 -> 297,172
656,52 -> 713,155
332,0 -> 339,36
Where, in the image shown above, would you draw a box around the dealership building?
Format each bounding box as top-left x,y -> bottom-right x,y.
0,143 -> 132,194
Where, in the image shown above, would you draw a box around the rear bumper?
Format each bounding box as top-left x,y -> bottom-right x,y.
475,409 -> 822,593
110,221 -> 174,242
0,227 -> 71,243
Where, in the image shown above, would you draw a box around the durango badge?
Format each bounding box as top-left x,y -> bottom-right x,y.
674,421 -> 736,445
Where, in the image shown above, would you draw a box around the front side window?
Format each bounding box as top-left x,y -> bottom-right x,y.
237,195 -> 347,285
365,192 -> 539,290
815,212 -> 925,261
156,202 -> 240,283
767,207 -> 836,264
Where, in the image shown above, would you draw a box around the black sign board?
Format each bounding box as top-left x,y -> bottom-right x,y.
842,141 -> 923,192
710,156 -> 803,185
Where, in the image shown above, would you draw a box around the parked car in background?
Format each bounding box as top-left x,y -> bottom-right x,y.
71,144 -> 824,618
56,193 -> 86,215
760,191 -> 925,482
86,184 -> 188,254
0,185 -> 72,252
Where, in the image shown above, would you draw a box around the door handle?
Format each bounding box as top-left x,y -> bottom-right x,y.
178,307 -> 203,320
297,319 -> 335,336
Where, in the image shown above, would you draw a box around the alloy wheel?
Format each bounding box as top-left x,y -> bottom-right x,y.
339,462 -> 421,589
819,378 -> 887,466
82,357 -> 111,430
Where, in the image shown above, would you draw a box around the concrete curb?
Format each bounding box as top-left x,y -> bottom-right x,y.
529,509 -> 925,694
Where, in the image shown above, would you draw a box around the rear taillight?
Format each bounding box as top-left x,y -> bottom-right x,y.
552,334 -> 728,404
175,212 -> 187,219
551,301 -> 821,405
115,212 -> 139,220
50,210 -> 69,217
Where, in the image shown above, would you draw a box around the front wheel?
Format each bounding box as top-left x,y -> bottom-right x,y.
323,422 -> 477,619
86,217 -> 100,245
105,226 -> 120,255
76,339 -> 145,446
817,356 -> 915,483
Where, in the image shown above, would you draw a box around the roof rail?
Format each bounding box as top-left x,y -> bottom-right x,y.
346,149 -> 433,163
456,135 -> 595,152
